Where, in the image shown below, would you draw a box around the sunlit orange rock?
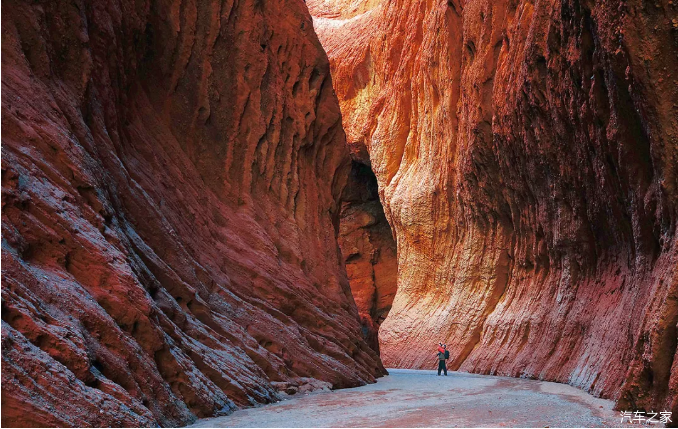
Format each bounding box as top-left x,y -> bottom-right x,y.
1,0 -> 385,426
309,0 -> 678,415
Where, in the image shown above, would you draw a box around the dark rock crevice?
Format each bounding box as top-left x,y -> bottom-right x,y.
338,161 -> 398,355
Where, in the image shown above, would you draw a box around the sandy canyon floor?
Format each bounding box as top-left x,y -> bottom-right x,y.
190,369 -> 629,428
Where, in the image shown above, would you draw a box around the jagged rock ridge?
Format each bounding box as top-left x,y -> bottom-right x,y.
309,0 -> 678,416
1,0 -> 385,426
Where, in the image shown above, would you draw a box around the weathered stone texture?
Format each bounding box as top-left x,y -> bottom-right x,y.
339,161 -> 398,353
310,0 -> 678,415
1,0 -> 385,426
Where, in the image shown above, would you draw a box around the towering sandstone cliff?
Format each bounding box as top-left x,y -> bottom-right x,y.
1,0 -> 385,426
310,0 -> 678,415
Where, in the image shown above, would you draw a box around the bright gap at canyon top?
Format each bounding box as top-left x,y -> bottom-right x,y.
1,0 -> 677,427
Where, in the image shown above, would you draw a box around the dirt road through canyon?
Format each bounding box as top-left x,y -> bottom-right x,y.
191,369 -> 628,427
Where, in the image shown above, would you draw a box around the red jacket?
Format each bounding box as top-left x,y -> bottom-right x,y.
437,346 -> 445,353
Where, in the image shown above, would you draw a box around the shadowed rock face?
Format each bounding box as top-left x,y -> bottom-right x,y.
339,161 -> 397,353
1,0 -> 386,426
309,0 -> 678,415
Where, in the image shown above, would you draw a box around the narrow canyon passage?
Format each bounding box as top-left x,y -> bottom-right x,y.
2,0 -> 677,425
338,161 -> 398,354
190,369 -> 626,428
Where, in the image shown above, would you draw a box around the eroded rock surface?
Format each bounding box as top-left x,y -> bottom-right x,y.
309,0 -> 678,416
1,0 -> 385,426
339,161 -> 397,353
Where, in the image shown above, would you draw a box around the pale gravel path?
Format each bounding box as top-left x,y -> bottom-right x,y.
191,369 -> 627,428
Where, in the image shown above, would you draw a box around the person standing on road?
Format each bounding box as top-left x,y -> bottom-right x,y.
437,344 -> 448,376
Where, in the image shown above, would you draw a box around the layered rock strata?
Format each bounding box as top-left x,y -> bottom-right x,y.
309,0 -> 678,416
1,0 -> 385,426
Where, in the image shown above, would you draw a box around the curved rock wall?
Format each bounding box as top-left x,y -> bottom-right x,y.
1,0 -> 385,426
309,0 -> 678,414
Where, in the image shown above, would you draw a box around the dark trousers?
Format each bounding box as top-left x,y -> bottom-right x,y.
438,359 -> 447,375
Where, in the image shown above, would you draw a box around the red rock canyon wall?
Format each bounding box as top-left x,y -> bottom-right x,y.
1,0 -> 385,426
309,0 -> 678,416
338,161 -> 398,353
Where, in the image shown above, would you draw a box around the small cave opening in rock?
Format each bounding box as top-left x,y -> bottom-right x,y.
338,160 -> 398,355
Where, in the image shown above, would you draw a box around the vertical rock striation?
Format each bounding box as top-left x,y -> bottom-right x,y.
339,161 -> 398,353
309,0 -> 678,415
1,0 -> 385,426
